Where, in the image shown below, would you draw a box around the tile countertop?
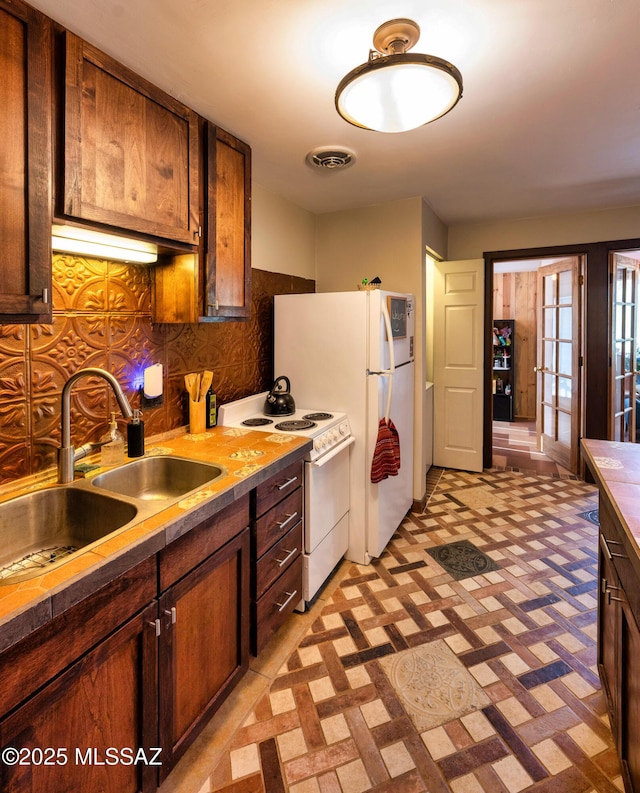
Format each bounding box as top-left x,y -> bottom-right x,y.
0,426 -> 311,653
581,437 -> 640,555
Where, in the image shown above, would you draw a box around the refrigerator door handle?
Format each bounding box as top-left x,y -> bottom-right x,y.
380,300 -> 395,421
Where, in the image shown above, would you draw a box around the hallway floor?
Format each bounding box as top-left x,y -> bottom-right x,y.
160,466 -> 619,793
492,420 -> 573,478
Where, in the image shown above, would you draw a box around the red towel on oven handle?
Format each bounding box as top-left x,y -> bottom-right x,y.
371,418 -> 400,483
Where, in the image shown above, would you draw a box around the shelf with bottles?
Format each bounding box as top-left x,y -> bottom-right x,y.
492,319 -> 515,421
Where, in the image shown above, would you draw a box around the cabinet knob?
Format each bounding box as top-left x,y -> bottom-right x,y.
164,607 -> 177,625
149,618 -> 161,637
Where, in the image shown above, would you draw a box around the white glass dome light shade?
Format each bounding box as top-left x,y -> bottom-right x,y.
336,53 -> 463,133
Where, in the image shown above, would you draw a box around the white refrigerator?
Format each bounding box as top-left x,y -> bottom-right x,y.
274,290 -> 414,565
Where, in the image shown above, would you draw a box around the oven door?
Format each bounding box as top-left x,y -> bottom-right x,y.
305,436 -> 354,554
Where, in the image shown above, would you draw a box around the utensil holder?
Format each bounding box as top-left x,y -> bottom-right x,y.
189,399 -> 206,434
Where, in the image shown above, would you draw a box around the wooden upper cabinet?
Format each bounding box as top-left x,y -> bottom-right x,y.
204,124 -> 251,319
152,123 -> 251,323
61,32 -> 200,246
0,0 -> 52,323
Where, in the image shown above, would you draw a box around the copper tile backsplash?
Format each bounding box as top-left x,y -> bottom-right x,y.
0,255 -> 314,485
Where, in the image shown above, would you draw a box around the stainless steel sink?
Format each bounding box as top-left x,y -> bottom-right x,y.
0,487 -> 138,584
91,455 -> 226,501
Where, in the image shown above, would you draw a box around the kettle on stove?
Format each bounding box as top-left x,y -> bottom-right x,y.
264,376 -> 296,416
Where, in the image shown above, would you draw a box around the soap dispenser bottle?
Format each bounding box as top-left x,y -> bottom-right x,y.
100,412 -> 125,466
127,409 -> 145,458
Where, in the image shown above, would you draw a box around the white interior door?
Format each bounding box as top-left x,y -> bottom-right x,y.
536,258 -> 582,472
433,259 -> 484,472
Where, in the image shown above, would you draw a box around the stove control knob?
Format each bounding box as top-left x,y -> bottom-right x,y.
314,438 -> 322,451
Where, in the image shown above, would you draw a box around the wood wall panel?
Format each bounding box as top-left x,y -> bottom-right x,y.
493,271 -> 537,420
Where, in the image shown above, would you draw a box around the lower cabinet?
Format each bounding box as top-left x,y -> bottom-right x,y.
0,602 -> 159,793
157,525 -> 250,779
0,495 -> 251,792
597,496 -> 640,793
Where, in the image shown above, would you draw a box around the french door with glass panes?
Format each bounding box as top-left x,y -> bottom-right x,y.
536,258 -> 582,473
610,253 -> 640,442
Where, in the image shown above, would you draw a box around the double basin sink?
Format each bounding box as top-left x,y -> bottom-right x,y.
0,456 -> 226,584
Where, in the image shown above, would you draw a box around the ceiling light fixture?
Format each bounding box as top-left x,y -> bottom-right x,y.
335,18 -> 463,134
52,225 -> 158,265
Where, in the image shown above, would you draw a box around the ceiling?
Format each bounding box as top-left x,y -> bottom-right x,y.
28,0 -> 640,226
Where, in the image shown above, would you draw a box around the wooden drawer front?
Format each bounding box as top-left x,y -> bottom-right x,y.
255,521 -> 302,599
254,488 -> 302,558
0,556 -> 156,718
600,496 -> 640,621
159,495 -> 250,591
254,459 -> 303,517
254,556 -> 302,655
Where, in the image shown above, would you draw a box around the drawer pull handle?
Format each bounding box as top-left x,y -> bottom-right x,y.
277,476 -> 298,491
276,547 -> 298,567
149,618 -> 161,638
164,607 -> 177,625
276,590 -> 298,612
606,589 -> 625,605
276,512 -> 298,531
601,578 -> 621,594
600,535 -> 628,561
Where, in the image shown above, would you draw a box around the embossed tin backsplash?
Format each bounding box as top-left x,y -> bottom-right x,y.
0,255 -> 314,485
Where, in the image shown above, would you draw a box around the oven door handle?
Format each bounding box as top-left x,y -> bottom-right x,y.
310,436 -> 355,467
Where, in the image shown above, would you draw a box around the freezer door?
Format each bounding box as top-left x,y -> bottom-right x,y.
369,291 -> 414,371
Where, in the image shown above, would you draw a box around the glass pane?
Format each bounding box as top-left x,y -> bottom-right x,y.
544,341 -> 556,371
544,307 -> 556,338
543,373 -> 556,403
557,376 -> 572,411
625,341 -> 632,373
558,342 -> 572,376
544,276 -> 555,305
614,376 -> 623,413
558,411 -> 571,446
558,270 -> 572,304
616,267 -> 625,300
558,308 -> 572,339
626,305 -> 634,338
615,303 -> 623,341
544,405 -> 554,437
613,414 -> 623,442
614,341 -> 624,375
626,267 -> 634,300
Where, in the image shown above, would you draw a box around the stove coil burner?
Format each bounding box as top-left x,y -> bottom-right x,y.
303,412 -> 333,421
275,419 -> 317,432
242,417 -> 273,427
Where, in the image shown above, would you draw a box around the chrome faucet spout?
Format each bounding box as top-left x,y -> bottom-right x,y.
59,367 -> 133,483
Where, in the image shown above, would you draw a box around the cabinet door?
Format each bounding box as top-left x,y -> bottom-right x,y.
158,527 -> 250,778
203,124 -> 251,319
0,603 -> 158,793
0,0 -> 52,322
62,32 -> 200,245
620,600 -> 640,792
598,535 -> 620,729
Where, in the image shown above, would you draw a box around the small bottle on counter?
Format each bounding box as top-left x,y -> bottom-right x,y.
206,386 -> 217,428
127,409 -> 145,457
100,412 -> 125,466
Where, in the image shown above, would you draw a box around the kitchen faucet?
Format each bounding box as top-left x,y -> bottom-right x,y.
58,367 -> 133,483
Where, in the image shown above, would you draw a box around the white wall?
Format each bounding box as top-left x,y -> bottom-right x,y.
448,204 -> 640,260
251,182 -> 316,278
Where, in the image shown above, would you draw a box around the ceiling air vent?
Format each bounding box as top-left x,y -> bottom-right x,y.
306,147 -> 356,171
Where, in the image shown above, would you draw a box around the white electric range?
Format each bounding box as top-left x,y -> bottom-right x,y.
218,392 -> 354,606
